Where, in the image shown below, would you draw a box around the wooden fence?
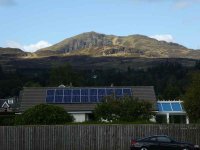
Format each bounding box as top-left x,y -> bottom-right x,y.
0,124 -> 200,150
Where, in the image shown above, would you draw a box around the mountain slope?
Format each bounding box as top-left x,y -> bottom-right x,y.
36,31 -> 200,59
0,47 -> 27,56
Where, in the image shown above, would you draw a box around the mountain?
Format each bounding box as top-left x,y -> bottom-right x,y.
0,32 -> 199,71
36,31 -> 200,59
0,47 -> 27,57
0,47 -> 29,72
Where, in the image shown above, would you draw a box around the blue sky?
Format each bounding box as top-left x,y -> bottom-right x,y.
0,0 -> 200,52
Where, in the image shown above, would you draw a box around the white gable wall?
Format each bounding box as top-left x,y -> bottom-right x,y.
72,113 -> 86,122
68,111 -> 91,122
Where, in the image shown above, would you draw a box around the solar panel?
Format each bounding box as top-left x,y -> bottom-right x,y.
157,102 -> 184,112
161,103 -> 172,111
46,87 -> 135,104
72,96 -> 80,103
115,89 -> 123,96
73,89 -> 80,95
63,96 -> 71,103
64,89 -> 71,95
171,102 -> 182,111
81,96 -> 89,103
123,88 -> 132,96
90,96 -> 98,102
106,88 -> 114,95
55,95 -> 63,103
81,89 -> 88,96
90,89 -> 97,95
47,90 -> 55,95
157,103 -> 162,111
98,89 -> 106,95
55,89 -> 63,95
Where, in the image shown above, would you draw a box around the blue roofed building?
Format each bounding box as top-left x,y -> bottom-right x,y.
156,100 -> 189,124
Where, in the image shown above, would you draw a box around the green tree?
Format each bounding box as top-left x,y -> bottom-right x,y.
163,84 -> 181,100
49,63 -> 82,86
195,60 -> 200,69
94,96 -> 121,122
15,104 -> 74,125
119,97 -> 153,122
183,72 -> 200,123
24,81 -> 41,87
50,63 -> 74,86
94,96 -> 153,122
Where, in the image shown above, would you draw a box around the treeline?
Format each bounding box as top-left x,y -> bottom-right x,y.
0,61 -> 200,99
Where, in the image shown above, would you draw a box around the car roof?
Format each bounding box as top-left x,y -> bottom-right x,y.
142,135 -> 168,138
138,135 -> 170,140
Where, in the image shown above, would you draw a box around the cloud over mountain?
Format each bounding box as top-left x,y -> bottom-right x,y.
150,34 -> 174,43
5,41 -> 52,52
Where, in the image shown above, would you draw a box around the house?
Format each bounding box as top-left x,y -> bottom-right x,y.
0,98 -> 17,112
19,86 -> 157,122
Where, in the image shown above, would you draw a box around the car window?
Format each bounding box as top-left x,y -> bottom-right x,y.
149,137 -> 157,141
157,137 -> 171,143
143,137 -> 157,142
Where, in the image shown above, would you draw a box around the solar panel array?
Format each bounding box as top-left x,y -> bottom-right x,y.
46,88 -> 133,103
157,102 -> 184,112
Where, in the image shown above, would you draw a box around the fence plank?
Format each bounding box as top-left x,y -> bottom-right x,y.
0,124 -> 199,150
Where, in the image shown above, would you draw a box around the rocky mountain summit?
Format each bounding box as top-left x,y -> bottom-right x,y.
36,31 -> 200,59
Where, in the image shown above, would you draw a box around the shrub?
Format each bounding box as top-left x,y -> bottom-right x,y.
94,96 -> 153,123
15,104 -> 74,125
0,115 -> 15,126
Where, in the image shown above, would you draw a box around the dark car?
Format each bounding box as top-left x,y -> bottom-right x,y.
130,135 -> 199,150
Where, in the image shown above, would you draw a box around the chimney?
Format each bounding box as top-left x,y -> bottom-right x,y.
70,82 -> 73,87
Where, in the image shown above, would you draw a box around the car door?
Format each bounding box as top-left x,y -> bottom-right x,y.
142,137 -> 159,150
157,136 -> 178,150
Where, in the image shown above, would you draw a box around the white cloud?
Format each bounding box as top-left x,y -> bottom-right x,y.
150,34 -> 174,43
5,41 -> 52,52
23,41 -> 52,52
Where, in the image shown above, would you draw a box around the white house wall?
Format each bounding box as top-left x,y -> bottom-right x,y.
71,113 -> 86,122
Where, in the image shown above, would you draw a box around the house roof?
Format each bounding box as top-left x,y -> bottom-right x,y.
19,86 -> 156,112
0,98 -> 16,111
2,101 -> 9,108
156,100 -> 186,114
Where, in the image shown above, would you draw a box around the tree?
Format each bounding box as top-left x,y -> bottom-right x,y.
195,60 -> 200,69
24,81 -> 41,87
183,72 -> 200,123
15,104 -> 74,125
94,96 -> 153,122
119,97 -> 153,122
50,63 -> 74,86
163,84 -> 181,100
94,96 -> 121,122
49,63 -> 82,86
